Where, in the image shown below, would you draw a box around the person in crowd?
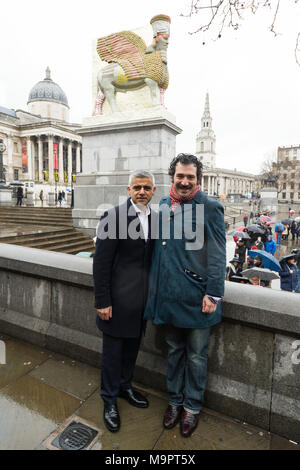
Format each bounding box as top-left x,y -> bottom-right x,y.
234,239 -> 247,268
249,275 -> 263,286
254,236 -> 264,251
39,189 -> 44,207
226,257 -> 242,281
264,234 -> 276,256
282,224 -> 289,241
291,249 -> 300,293
16,185 -> 23,206
93,170 -> 157,433
144,153 -> 226,438
291,221 -> 297,242
58,191 -> 63,207
243,215 -> 248,227
279,255 -> 299,293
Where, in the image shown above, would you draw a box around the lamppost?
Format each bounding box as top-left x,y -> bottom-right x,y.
0,141 -> 7,187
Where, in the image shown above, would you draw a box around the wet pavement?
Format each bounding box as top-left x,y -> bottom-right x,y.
0,334 -> 299,451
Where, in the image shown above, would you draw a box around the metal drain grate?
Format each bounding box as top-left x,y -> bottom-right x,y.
52,421 -> 98,450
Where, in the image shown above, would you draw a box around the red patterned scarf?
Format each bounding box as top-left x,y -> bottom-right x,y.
169,184 -> 201,211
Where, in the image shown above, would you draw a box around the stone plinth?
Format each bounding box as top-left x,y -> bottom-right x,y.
26,190 -> 34,207
0,187 -> 13,206
260,186 -> 278,214
73,108 -> 182,236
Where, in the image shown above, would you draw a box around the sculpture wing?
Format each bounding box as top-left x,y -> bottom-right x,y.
97,31 -> 147,80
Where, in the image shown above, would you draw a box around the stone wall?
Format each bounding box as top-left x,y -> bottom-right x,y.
0,244 -> 299,441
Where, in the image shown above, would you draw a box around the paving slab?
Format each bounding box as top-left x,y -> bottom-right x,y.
0,375 -> 81,450
0,338 -> 51,389
29,357 -> 99,400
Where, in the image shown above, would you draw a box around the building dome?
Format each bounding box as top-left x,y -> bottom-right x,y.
27,67 -> 70,122
28,67 -> 69,107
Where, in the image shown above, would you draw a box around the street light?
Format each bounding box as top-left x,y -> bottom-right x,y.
0,142 -> 7,187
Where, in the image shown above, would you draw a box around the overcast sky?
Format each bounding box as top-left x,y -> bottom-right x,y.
1,0 -> 299,174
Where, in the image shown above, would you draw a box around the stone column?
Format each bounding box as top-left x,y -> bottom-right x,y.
7,133 -> 13,182
76,142 -> 81,174
208,176 -> 211,195
38,136 -> 43,182
68,141 -> 72,184
48,134 -> 54,184
26,136 -> 33,180
59,138 -> 64,183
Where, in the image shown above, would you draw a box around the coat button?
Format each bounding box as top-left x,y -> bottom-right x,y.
162,241 -> 167,246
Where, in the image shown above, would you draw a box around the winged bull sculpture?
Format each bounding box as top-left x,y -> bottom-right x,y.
96,14 -> 171,114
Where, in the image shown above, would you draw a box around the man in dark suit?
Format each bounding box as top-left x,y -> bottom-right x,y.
93,170 -> 157,433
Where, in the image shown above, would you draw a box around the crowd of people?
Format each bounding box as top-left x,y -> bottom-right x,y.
226,213 -> 300,293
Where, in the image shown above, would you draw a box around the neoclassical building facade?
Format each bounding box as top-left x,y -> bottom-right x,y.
195,93 -> 256,197
0,68 -> 82,188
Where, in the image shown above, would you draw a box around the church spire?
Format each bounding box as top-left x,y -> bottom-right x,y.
203,92 -> 210,118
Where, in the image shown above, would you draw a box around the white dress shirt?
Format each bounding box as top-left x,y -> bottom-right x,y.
130,199 -> 150,241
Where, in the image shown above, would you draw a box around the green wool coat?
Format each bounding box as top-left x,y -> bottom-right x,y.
144,191 -> 226,329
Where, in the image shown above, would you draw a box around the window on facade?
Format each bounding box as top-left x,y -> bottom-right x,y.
282,192 -> 286,199
291,183 -> 294,189
14,142 -> 18,153
290,192 -> 294,200
298,192 -> 300,200
201,142 -> 204,152
283,183 -> 286,190
291,173 -> 295,179
283,174 -> 287,179
14,169 -> 19,180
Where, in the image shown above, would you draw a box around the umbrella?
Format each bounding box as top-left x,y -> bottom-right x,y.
281,218 -> 293,225
247,224 -> 265,234
233,231 -> 250,239
279,253 -> 296,267
242,267 -> 280,281
260,215 -> 275,224
248,249 -> 282,272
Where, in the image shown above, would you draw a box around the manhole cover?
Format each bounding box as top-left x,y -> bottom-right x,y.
52,421 -> 98,450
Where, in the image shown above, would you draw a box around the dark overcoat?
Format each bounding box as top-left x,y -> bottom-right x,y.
279,263 -> 298,292
144,191 -> 226,329
93,198 -> 156,338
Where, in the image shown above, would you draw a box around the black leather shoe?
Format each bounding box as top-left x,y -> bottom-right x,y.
118,388 -> 149,408
163,404 -> 182,429
103,403 -> 120,432
180,410 -> 200,438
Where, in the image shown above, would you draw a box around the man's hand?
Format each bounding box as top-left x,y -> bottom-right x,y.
202,295 -> 217,314
97,306 -> 112,321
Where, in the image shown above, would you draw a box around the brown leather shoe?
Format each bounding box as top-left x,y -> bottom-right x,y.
163,404 -> 182,429
180,410 -> 200,438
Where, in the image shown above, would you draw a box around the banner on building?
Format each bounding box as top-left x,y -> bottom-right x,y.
53,143 -> 58,171
22,138 -> 28,173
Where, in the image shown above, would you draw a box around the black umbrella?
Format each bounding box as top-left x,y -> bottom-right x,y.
233,231 -> 250,239
247,224 -> 265,234
281,218 -> 293,225
230,276 -> 251,284
279,253 -> 296,267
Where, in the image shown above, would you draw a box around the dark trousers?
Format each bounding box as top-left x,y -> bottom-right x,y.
16,197 -> 22,206
101,333 -> 141,406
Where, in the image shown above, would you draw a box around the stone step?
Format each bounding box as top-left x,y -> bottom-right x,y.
48,239 -> 95,253
0,228 -> 75,243
0,216 -> 73,226
11,233 -> 87,249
